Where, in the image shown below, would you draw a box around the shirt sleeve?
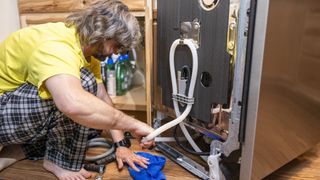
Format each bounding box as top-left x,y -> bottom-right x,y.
27,41 -> 82,99
89,56 -> 103,84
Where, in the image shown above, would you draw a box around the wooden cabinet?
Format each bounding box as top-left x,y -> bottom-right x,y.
19,0 -> 146,27
19,0 -> 144,13
18,0 -> 154,124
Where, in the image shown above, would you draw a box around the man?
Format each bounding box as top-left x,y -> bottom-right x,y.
0,0 -> 154,179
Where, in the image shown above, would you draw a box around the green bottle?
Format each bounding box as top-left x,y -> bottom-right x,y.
116,55 -> 126,96
123,53 -> 133,90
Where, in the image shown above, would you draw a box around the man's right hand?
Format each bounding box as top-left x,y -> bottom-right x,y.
131,122 -> 155,149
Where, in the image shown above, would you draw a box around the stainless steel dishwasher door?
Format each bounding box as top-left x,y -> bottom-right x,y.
241,0 -> 320,179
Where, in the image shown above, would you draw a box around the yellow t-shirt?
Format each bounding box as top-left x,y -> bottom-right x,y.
0,22 -> 102,99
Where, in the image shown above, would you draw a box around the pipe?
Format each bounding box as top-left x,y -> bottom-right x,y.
143,38 -> 207,159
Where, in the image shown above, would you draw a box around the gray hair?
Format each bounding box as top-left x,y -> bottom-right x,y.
65,0 -> 141,49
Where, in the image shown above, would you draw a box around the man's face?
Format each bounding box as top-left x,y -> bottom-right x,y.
92,39 -> 124,61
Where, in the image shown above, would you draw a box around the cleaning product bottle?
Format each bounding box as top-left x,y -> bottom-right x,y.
106,57 -> 116,97
111,53 -> 120,64
100,61 -> 106,85
116,55 -> 127,96
123,53 -> 133,90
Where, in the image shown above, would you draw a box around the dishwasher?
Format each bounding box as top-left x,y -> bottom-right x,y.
148,0 -> 320,179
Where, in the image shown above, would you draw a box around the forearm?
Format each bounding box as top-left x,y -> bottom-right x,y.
71,92 -> 153,147
110,129 -> 125,142
97,84 -> 125,142
96,83 -> 114,106
64,90 -> 137,131
46,75 -> 140,132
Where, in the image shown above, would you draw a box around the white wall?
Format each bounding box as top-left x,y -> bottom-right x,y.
0,0 -> 20,42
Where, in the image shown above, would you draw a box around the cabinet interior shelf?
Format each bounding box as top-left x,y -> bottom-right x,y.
112,85 -> 146,111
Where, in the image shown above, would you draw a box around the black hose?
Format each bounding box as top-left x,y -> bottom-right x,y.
85,138 -> 115,162
95,153 -> 116,165
173,124 -> 210,156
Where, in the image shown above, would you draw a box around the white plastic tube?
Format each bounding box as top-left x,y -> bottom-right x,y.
143,38 -> 206,159
170,40 -> 207,160
143,39 -> 199,144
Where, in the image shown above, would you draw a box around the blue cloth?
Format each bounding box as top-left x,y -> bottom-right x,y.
128,152 -> 166,180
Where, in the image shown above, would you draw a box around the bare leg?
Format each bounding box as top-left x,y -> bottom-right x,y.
0,144 -> 26,171
43,159 -> 91,180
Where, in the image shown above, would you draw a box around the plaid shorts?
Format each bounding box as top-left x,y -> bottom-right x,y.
0,68 -> 100,171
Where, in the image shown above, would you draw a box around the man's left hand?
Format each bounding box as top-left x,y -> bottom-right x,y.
115,147 -> 149,172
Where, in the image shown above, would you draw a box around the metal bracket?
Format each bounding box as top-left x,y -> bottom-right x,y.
180,19 -> 201,47
227,5 -> 239,56
156,142 -> 210,180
